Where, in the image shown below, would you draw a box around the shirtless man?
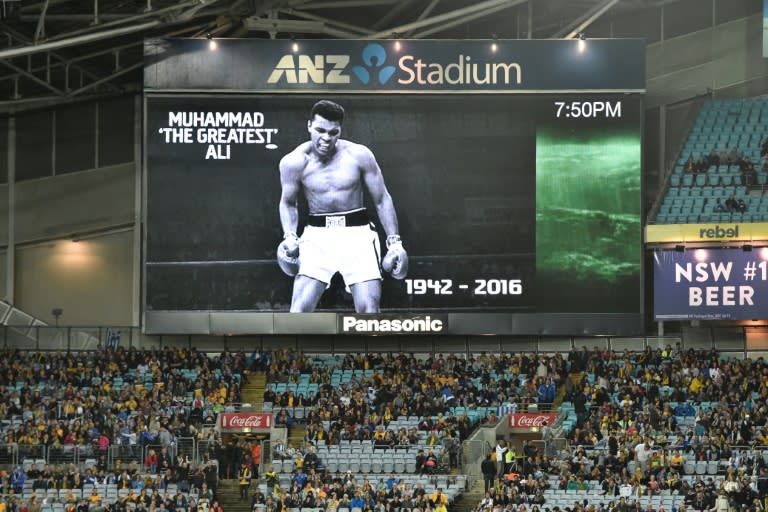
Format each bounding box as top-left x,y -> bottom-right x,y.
276,99 -> 408,312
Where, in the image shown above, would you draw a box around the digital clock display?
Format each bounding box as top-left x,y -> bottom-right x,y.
555,101 -> 623,118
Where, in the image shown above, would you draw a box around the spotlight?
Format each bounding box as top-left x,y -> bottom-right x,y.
675,244 -> 685,253
291,36 -> 298,53
393,36 -> 402,52
577,33 -> 586,53
206,33 -> 212,39
491,33 -> 498,53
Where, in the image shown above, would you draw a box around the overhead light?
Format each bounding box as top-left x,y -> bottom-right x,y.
577,33 -> 586,53
393,35 -> 402,52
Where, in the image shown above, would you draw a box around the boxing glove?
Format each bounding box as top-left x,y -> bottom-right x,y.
382,236 -> 408,280
277,233 -> 300,277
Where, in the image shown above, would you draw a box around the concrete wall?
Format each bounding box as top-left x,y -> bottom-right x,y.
646,13 -> 768,108
14,230 -> 135,326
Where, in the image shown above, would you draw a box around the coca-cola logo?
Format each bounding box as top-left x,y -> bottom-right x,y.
221,414 -> 272,430
508,413 -> 556,429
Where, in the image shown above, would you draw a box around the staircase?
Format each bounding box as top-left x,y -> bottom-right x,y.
216,479 -> 251,512
287,422 -> 307,452
552,372 -> 583,409
240,372 -> 266,411
451,478 -> 485,512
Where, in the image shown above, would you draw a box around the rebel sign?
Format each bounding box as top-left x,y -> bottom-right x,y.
508,413 -> 557,429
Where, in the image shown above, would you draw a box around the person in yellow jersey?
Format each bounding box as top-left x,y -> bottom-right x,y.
239,462 -> 252,500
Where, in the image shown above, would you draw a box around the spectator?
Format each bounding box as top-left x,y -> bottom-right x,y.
238,462 -> 251,501
714,199 -> 726,213
481,454 -> 496,492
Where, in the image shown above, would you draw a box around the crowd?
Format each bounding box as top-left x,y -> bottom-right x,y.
472,345 -> 768,512
263,350 -> 564,447
682,146 -> 760,188
0,458 -> 221,512
252,468 -> 454,512
4,345 -> 768,512
254,350 -> 566,512
0,347 -> 248,512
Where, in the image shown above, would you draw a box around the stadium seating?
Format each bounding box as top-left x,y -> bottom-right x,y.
655,98 -> 768,224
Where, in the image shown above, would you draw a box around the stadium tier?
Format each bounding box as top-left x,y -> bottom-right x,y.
656,99 -> 768,224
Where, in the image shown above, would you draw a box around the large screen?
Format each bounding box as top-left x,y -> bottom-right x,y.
143,39 -> 645,335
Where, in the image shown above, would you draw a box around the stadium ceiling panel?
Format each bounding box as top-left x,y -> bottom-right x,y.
0,0 -> 680,110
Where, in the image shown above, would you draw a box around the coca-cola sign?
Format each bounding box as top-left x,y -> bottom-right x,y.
508,413 -> 557,429
220,413 -> 272,431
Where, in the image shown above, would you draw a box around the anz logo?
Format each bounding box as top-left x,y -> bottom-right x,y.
266,43 -> 395,86
351,44 -> 396,85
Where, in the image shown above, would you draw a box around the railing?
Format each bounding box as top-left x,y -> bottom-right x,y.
461,438 -> 488,484
0,443 -> 18,467
0,323 -> 760,356
6,439 -> 226,479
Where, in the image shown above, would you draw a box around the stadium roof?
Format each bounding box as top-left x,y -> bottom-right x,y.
0,0 -> 756,111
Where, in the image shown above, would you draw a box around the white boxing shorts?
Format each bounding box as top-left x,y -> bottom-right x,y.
298,210 -> 382,287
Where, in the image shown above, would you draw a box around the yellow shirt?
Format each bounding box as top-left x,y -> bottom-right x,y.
430,492 -> 448,505
689,377 -> 702,393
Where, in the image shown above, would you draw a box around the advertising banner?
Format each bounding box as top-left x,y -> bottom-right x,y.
145,39 -> 645,92
764,0 -> 768,58
645,222 -> 768,243
219,413 -> 273,431
654,248 -> 768,320
508,413 -> 558,429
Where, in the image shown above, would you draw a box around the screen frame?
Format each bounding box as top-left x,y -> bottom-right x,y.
141,39 -> 646,336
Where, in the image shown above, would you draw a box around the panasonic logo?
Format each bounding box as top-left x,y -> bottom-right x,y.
341,315 -> 445,333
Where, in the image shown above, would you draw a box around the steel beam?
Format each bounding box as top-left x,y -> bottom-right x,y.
558,0 -> 620,39
366,0 -> 525,40
41,1 -> 200,43
404,0 -> 441,37
0,59 -> 64,95
280,8 -> 374,36
0,21 -> 159,60
67,61 -> 142,97
302,0 -> 399,8
33,0 -> 51,42
0,23 -> 124,93
412,1 -> 523,38
371,0 -> 418,30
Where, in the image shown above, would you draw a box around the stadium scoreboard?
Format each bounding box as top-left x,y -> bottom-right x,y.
143,38 -> 645,335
